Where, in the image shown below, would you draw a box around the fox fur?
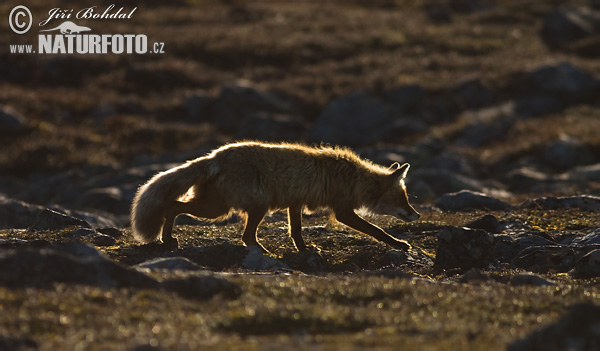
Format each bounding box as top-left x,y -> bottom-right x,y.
131,141 -> 420,251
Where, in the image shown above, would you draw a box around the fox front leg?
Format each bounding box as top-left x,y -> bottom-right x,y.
335,209 -> 411,251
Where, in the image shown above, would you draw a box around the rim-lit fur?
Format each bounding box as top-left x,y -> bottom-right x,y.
130,141 -> 419,246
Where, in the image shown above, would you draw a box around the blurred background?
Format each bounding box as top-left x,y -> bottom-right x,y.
1,0 -> 600,227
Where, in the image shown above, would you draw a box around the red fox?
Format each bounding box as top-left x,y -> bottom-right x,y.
131,141 -> 420,252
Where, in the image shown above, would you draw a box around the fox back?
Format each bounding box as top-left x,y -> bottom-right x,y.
207,142 -> 418,218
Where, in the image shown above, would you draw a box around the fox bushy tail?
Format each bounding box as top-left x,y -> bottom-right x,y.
131,157 -> 214,243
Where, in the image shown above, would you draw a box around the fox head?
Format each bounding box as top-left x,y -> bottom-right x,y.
374,163 -> 420,222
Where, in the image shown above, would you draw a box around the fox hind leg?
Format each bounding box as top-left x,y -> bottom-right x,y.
288,206 -> 307,251
161,191 -> 230,246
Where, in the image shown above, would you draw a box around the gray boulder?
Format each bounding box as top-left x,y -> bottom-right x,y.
509,273 -> 557,287
543,137 -> 594,170
242,246 -> 291,271
434,226 -> 495,271
0,244 -> 156,289
236,112 -> 305,141
383,84 -> 424,113
466,214 -> 503,234
526,62 -> 599,99
408,170 -> 486,197
541,6 -> 600,50
135,257 -> 202,272
517,195 -> 600,211
184,91 -> 212,121
0,107 -> 27,135
508,303 -> 600,351
452,76 -> 494,110
570,249 -> 600,278
213,81 -> 294,132
434,190 -> 511,211
309,91 -> 394,146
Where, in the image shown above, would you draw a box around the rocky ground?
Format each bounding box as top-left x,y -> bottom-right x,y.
2,0 -> 600,350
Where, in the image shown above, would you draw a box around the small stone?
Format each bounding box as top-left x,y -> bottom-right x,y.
571,249 -> 600,278
242,246 -> 291,271
509,273 -> 556,286
466,214 -> 503,234
457,269 -> 490,283
135,257 -> 201,272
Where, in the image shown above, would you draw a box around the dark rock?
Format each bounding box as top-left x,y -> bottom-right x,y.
0,336 -> 37,351
543,137 -> 594,170
457,269 -> 490,283
242,246 -> 291,271
512,95 -> 563,118
456,117 -> 513,148
385,117 -> 428,141
452,76 -> 494,110
135,257 -> 202,271
162,274 -> 241,300
0,195 -> 45,229
419,152 -> 474,176
571,230 -> 600,246
508,303 -> 600,351
466,214 -> 503,234
184,91 -> 212,121
514,235 -> 556,252
78,187 -> 130,215
380,248 -> 434,270
434,190 -> 511,211
408,170 -> 486,197
570,249 -> 600,278
0,107 -> 27,136
568,35 -> 600,57
526,62 -> 600,100
28,208 -> 91,231
383,84 -> 424,113
213,81 -> 294,132
90,233 -> 118,246
0,244 -> 157,288
281,249 -> 329,273
434,226 -> 494,272
541,6 -> 600,50
517,195 -> 600,211
60,208 -> 120,229
0,238 -> 51,249
309,91 -> 393,146
512,246 -> 578,273
97,227 -> 124,238
565,163 -> 600,181
504,167 -> 551,192
236,112 -> 305,141
509,273 -> 556,286
177,242 -> 248,271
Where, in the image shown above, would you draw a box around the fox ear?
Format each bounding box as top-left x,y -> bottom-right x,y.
390,163 -> 410,181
